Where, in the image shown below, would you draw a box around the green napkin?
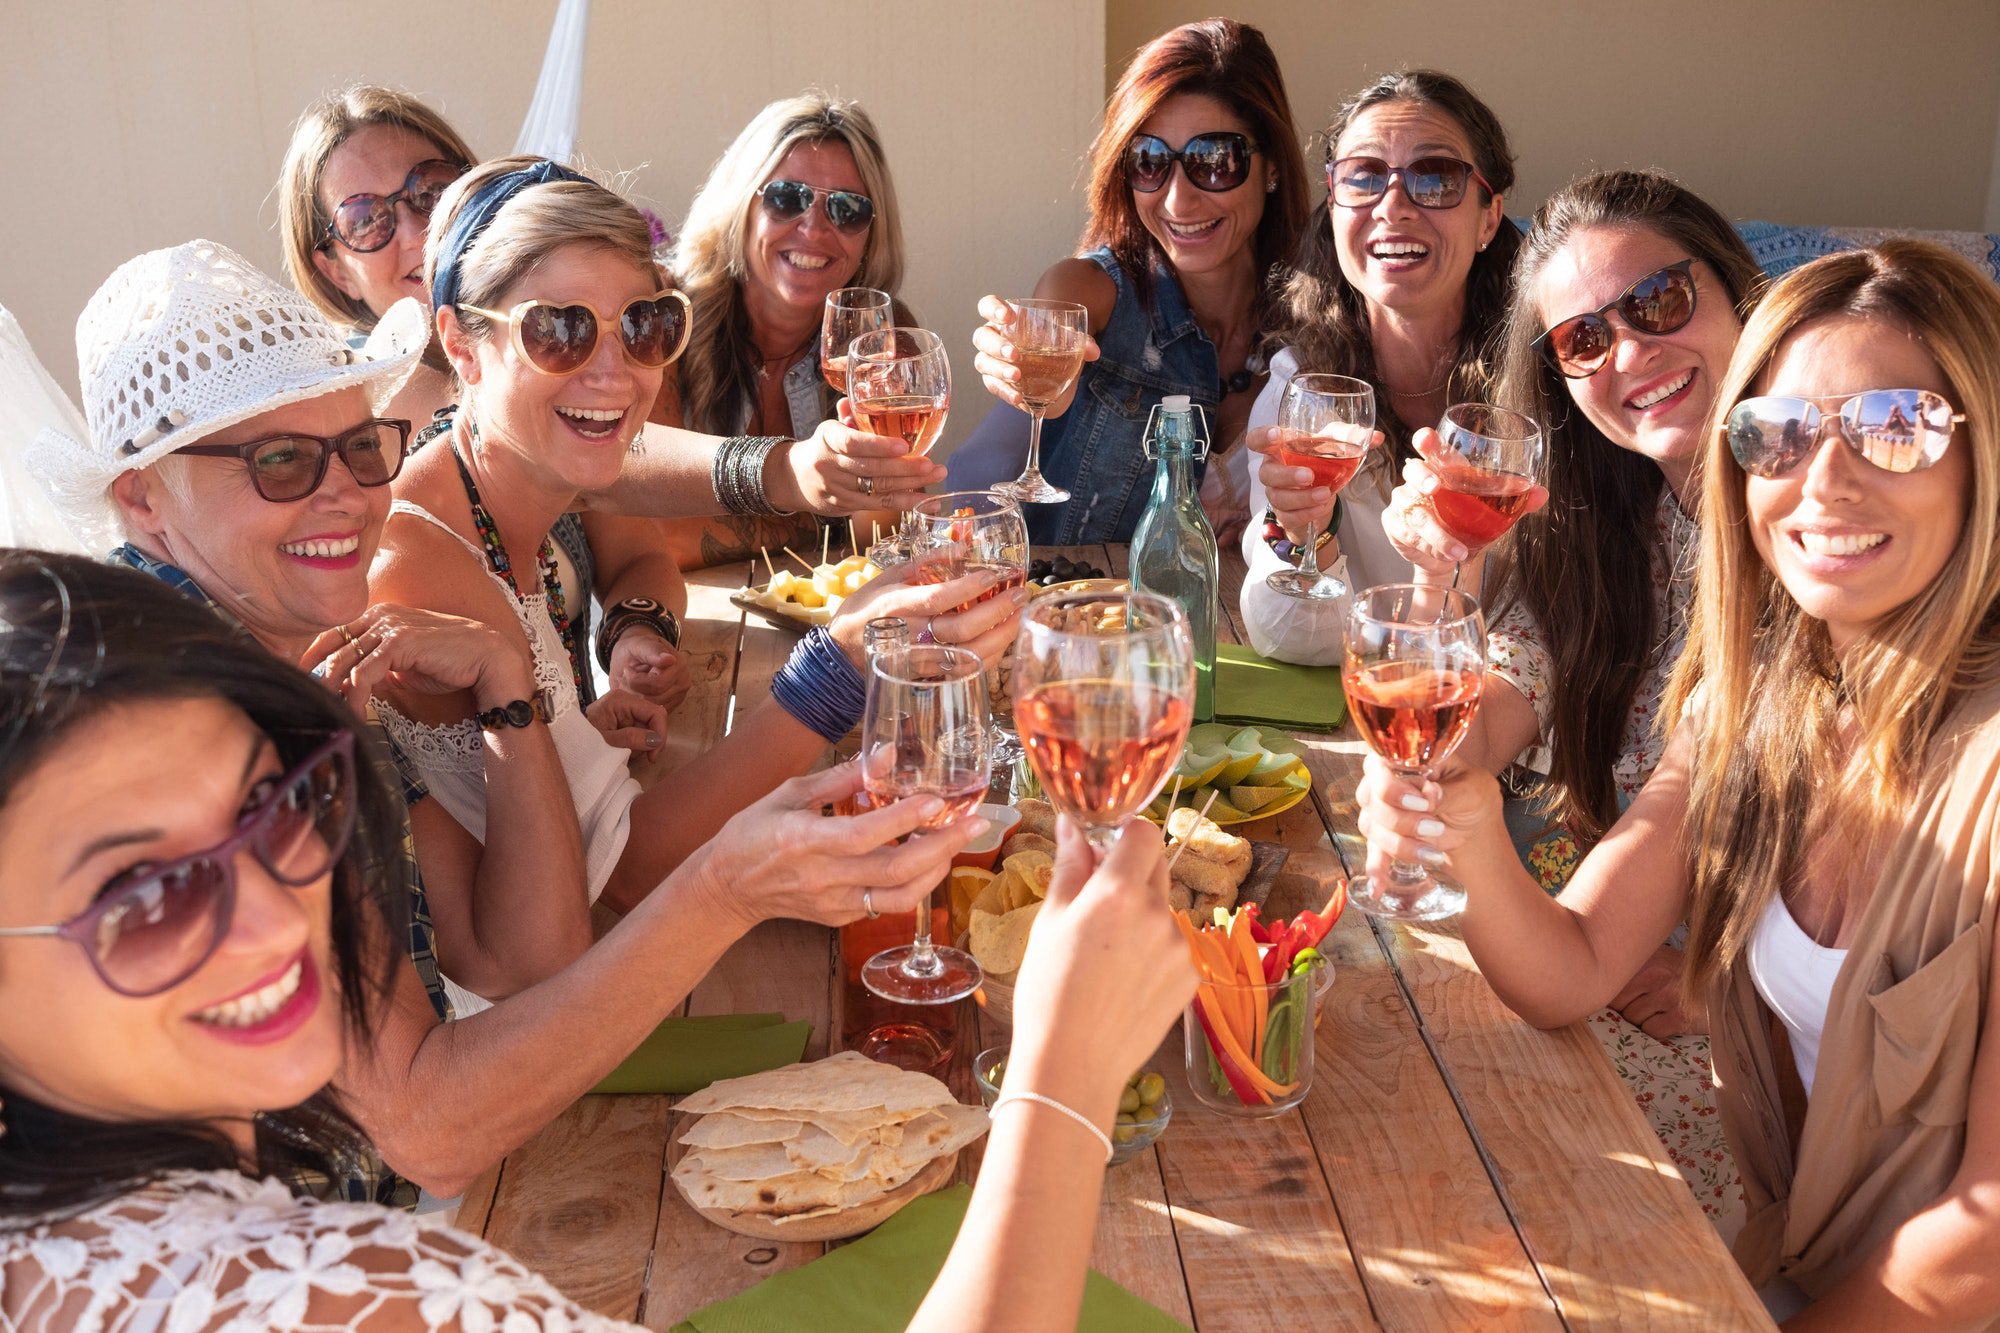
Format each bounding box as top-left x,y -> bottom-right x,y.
1215,643 -> 1347,731
591,1012 -> 812,1095
671,1184 -> 1187,1332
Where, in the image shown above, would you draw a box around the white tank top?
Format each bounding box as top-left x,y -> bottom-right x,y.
1745,891 -> 1850,1095
377,500 -> 638,1016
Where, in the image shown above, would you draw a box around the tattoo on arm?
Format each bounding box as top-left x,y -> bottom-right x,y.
698,513 -> 822,567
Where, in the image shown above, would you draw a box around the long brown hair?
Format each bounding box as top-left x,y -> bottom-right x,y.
1488,170 -> 1765,842
1084,18 -> 1308,318
1669,240 -> 2000,995
1273,70 -> 1518,480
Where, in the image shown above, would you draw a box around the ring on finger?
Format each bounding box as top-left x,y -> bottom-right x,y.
862,889 -> 879,919
859,475 -> 875,497
336,623 -> 357,646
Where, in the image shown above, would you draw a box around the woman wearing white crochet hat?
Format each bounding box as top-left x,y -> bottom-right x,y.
375,156 -> 1027,916
27,240 -> 984,1200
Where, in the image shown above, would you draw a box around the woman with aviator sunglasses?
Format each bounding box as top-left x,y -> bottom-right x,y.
1357,241 -> 2000,1323
952,18 -> 1309,545
660,91 -> 914,562
1236,69 -> 1518,663
279,86 -> 695,727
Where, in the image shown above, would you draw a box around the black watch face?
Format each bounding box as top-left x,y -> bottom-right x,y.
503,699 -> 536,728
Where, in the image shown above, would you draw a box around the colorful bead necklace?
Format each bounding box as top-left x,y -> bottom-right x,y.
448,415 -> 584,700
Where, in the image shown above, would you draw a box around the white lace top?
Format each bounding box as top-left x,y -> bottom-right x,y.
376,501 -> 639,1017
0,1170 -> 639,1331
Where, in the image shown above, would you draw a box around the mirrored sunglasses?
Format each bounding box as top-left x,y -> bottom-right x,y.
323,159 -> 468,254
757,180 -> 876,234
1535,260 -> 1699,379
458,290 -> 693,376
1327,155 -> 1493,210
1726,388 -> 1963,479
1126,132 -> 1257,194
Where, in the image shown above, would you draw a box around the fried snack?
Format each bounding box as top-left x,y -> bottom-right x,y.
1166,807 -> 1253,879
998,831 -> 1056,862
1013,798 -> 1057,840
1170,853 -> 1240,903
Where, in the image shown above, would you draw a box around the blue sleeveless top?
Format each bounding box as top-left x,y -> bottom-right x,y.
1027,246 -> 1221,544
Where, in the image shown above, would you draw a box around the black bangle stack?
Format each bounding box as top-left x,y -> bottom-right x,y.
713,435 -> 793,516
476,691 -> 553,731
597,596 -> 682,669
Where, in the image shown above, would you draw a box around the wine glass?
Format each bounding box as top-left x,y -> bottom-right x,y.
1012,590 -> 1193,852
1342,584 -> 1486,921
1423,403 -> 1545,555
906,490 -> 1030,768
1264,373 -> 1375,601
847,327 -> 951,456
859,643 -> 993,1004
821,287 -> 892,394
992,298 -> 1088,505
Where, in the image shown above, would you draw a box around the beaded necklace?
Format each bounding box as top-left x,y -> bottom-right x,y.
448,414 -> 584,699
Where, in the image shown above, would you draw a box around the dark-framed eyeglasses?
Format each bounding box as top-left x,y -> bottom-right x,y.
321,159 -> 468,254
1534,260 -> 1700,379
756,180 -> 876,234
0,732 -> 355,997
177,418 -> 412,503
1126,132 -> 1259,194
1726,388 -> 1963,479
1326,155 -> 1494,210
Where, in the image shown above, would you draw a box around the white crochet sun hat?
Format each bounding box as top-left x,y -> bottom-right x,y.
28,239 -> 426,552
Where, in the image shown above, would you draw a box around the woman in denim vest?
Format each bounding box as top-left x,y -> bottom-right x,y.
950,18 -> 1309,545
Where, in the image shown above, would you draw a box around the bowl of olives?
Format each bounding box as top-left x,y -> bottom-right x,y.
1026,555 -> 1112,589
975,1046 -> 1172,1165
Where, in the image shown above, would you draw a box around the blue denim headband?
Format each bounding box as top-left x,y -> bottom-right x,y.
430,158 -> 592,312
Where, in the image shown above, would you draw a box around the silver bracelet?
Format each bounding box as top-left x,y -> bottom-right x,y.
991,1091 -> 1114,1164
712,435 -> 792,517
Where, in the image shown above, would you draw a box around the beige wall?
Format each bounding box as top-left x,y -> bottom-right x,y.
0,0 -> 1107,453
1107,1 -> 2000,233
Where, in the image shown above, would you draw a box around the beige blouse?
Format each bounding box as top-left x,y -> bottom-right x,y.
1711,680 -> 1999,1306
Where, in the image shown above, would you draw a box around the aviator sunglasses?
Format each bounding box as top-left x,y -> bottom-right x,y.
1126,132 -> 1259,193
1327,155 -> 1494,211
0,732 -> 355,998
321,158 -> 468,254
1535,260 -> 1700,379
458,289 -> 693,376
756,180 -> 876,234
178,418 -> 412,503
1726,388 -> 1964,479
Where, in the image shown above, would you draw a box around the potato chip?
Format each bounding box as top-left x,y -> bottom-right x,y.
999,869 -> 1038,913
970,869 -> 1011,917
1001,849 -> 1054,901
968,899 -> 1041,974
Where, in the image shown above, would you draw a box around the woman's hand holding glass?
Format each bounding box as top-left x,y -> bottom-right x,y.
1352,748 -> 1504,900
1381,428 -> 1550,581
683,761 -> 987,939
828,561 -> 1029,670
972,296 -> 1100,419
773,416 -> 947,517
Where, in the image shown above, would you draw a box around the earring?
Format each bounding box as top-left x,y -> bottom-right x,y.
1266,179 -> 1278,193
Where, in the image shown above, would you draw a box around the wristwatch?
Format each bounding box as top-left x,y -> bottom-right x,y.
476,690 -> 554,731
596,596 -> 682,669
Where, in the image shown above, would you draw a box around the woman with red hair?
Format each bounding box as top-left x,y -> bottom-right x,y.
951,18 -> 1309,544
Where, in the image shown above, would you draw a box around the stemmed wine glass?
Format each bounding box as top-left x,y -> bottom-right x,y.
1422,403 -> 1545,556
1342,584 -> 1486,921
859,643 -> 993,1004
821,287 -> 893,394
1264,373 -> 1375,601
905,490 -> 1031,767
847,328 -> 951,457
992,298 -> 1089,505
1012,590 -> 1193,852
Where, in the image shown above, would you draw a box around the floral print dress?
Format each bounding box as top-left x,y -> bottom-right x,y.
1485,488 -> 1745,1239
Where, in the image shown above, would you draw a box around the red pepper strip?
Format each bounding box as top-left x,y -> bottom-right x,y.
1191,992 -> 1269,1105
1262,940 -> 1284,984
1294,883 -> 1348,950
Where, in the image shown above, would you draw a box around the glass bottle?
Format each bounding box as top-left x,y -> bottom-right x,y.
1130,394 -> 1218,722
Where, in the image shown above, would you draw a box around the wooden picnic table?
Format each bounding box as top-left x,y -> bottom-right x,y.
463,543 -> 1770,1330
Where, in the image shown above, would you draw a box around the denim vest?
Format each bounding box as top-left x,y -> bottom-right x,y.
1029,246 -> 1219,544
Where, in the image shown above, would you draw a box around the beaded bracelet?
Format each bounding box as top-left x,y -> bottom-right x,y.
770,627 -> 868,742
1260,498 -> 1342,564
991,1091 -> 1114,1164
712,435 -> 793,517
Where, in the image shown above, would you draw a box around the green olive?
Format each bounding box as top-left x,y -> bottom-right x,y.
989,1059 -> 1007,1087
1118,1086 -> 1141,1114
1137,1072 -> 1167,1106
1132,1102 -> 1162,1124
1116,1112 -> 1136,1125
1113,1125 -> 1139,1144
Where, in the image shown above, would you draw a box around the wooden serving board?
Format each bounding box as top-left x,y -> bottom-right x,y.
674,1148 -> 958,1243
727,588 -> 829,633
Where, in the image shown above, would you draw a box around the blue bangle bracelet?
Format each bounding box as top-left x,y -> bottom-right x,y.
771,627 -> 868,742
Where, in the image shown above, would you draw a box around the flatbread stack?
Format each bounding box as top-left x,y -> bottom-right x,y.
671,1052 -> 987,1236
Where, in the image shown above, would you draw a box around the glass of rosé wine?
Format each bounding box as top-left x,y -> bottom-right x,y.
1342,584 -> 1486,921
1012,590 -> 1193,853
1264,373 -> 1376,601
821,287 -> 892,394
859,643 -> 993,1004
906,490 -> 1031,767
847,327 -> 951,457
992,298 -> 1089,506
1422,403 -> 1545,558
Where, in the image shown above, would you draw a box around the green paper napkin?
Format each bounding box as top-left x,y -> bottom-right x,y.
671,1184 -> 1187,1332
1215,643 -> 1347,731
591,1012 -> 812,1095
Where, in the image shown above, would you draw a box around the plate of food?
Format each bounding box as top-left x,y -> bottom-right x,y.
670,1051 -> 987,1242
1146,723 -> 1313,826
732,553 -> 881,631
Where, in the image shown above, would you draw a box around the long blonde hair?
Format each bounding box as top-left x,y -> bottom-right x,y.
1670,239 -> 2000,994
669,92 -> 905,433
278,85 -> 474,330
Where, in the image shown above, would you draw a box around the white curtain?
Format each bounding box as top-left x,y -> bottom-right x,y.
513,0 -> 593,163
0,308 -> 91,554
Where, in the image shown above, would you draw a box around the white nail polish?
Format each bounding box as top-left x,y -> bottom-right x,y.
1417,817 -> 1445,838
1399,793 -> 1431,812
1416,845 -> 1448,867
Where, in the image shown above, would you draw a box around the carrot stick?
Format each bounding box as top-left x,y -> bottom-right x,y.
1176,916 -> 1295,1100
1229,908 -> 1268,1061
